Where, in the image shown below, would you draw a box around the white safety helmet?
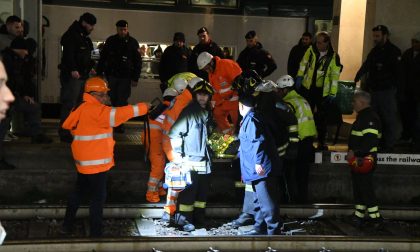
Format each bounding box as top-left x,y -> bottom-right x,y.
276,75 -> 295,89
197,52 -> 213,70
173,77 -> 188,93
163,87 -> 178,98
188,77 -> 204,89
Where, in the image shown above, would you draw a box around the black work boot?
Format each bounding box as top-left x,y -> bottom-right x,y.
173,213 -> 195,232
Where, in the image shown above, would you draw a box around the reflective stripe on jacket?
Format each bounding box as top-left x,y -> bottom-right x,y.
297,45 -> 341,97
283,90 -> 317,140
63,93 -> 148,174
209,56 -> 242,105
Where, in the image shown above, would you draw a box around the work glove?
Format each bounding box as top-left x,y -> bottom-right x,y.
295,76 -> 303,90
255,80 -> 277,93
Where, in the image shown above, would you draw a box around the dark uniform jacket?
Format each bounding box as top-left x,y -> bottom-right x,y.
1,48 -> 35,97
256,92 -> 299,159
59,21 -> 94,79
237,42 -> 277,78
159,44 -> 191,83
96,33 -> 141,81
239,110 -> 280,182
348,107 -> 381,158
168,100 -> 212,173
188,40 -> 224,80
287,40 -> 310,79
356,40 -> 402,91
401,48 -> 420,102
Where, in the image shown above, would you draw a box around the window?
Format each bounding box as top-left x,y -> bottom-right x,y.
190,0 -> 237,8
128,0 -> 175,5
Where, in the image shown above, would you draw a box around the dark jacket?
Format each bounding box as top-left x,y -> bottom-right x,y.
168,99 -> 212,173
59,21 -> 94,79
237,42 -> 277,78
188,40 -> 224,80
356,40 -> 402,91
1,48 -> 35,97
159,44 -> 191,83
239,110 -> 280,182
287,40 -> 310,79
348,107 -> 381,158
401,47 -> 420,101
256,92 -> 299,160
96,33 -> 141,81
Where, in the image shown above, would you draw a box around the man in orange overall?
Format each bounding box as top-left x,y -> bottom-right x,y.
144,87 -> 178,203
161,76 -> 204,221
61,77 -> 149,237
197,51 -> 242,134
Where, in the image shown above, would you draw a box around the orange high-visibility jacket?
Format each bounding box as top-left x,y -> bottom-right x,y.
209,56 -> 242,106
63,93 -> 148,174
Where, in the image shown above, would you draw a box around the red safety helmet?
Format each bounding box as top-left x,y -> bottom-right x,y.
347,155 -> 375,173
85,77 -> 110,93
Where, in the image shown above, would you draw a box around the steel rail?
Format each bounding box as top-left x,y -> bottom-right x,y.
0,204 -> 420,220
2,235 -> 420,252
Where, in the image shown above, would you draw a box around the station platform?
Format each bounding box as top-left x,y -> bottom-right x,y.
2,120 -> 420,206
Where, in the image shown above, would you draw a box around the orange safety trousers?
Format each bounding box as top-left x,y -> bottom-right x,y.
213,100 -> 239,134
142,122 -> 166,192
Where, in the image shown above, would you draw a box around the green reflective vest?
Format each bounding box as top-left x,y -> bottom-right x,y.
297,46 -> 341,97
283,90 -> 317,140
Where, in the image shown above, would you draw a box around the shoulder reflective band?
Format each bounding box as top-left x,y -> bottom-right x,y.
75,157 -> 112,166
219,87 -> 231,94
166,115 -> 175,126
298,116 -> 313,123
110,107 -> 116,127
132,105 -> 139,117
74,133 -> 113,141
229,96 -> 239,101
149,124 -> 162,130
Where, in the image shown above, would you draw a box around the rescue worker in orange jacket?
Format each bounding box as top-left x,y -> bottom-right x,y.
161,76 -> 204,220
143,87 -> 179,203
197,51 -> 242,134
61,77 -> 149,237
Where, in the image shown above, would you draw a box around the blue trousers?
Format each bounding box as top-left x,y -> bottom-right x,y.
251,176 -> 281,235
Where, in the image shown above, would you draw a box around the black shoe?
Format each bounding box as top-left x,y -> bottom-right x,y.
0,159 -> 16,170
114,125 -> 125,133
241,229 -> 265,235
230,212 -> 254,228
32,134 -> 53,144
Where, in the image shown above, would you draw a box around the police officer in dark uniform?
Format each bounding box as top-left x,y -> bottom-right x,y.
188,27 -> 224,80
346,90 -> 382,227
96,20 -> 141,133
159,32 -> 191,92
355,25 -> 402,152
58,12 -> 96,142
237,30 -> 277,79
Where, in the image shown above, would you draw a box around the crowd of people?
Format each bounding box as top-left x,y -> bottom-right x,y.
0,11 -> 419,237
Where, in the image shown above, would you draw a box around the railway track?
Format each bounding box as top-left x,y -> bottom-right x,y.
1,204 -> 420,251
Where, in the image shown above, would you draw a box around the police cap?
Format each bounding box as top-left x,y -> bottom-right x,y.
372,25 -> 389,35
79,12 -> 96,25
116,20 -> 128,27
197,27 -> 209,35
245,30 -> 256,39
